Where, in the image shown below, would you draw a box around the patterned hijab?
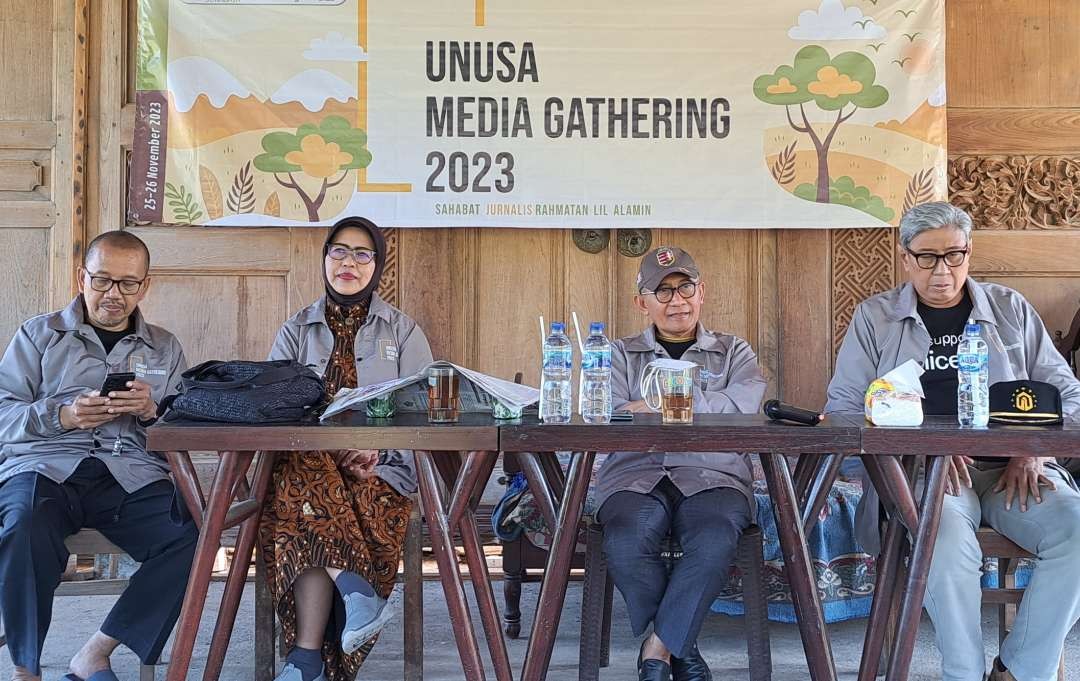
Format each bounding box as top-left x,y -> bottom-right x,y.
322,216 -> 386,309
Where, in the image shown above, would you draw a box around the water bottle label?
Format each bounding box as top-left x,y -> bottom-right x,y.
543,350 -> 572,371
957,352 -> 985,372
582,350 -> 611,371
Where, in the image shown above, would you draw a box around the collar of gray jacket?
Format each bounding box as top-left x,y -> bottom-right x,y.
887,277 -> 997,326
622,323 -> 732,354
50,294 -> 157,349
295,291 -> 394,327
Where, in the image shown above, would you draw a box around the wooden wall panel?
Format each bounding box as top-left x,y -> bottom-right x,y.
946,0 -> 1051,108
0,4 -> 54,121
474,229 -> 559,384
139,274 -> 287,364
0,230 -> 49,350
778,230 -> 831,409
1049,1 -> 1080,107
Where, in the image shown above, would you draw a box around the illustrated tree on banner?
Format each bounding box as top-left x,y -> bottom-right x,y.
253,116 -> 372,222
754,45 -> 890,214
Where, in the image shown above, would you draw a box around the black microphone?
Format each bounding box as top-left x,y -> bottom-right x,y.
763,400 -> 824,426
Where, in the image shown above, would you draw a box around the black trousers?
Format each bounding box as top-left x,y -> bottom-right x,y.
0,457 -> 197,675
598,477 -> 752,659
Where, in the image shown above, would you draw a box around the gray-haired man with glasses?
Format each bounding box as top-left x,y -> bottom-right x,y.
827,202 -> 1080,681
0,231 -> 195,681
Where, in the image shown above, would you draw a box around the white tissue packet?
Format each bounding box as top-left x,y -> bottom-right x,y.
864,359 -> 925,426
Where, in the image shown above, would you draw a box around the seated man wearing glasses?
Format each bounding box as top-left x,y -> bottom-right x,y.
596,247 -> 767,681
827,202 -> 1080,681
0,232 -> 195,681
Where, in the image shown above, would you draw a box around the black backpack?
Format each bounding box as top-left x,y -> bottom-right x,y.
158,360 -> 325,424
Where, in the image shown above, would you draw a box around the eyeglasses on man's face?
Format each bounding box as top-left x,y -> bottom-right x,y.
641,281 -> 698,304
84,271 -> 145,295
905,247 -> 970,270
326,244 -> 376,265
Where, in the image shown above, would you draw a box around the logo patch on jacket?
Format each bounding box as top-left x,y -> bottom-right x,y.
378,339 -> 398,361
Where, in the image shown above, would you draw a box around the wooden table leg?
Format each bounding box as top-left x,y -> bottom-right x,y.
415,450 -> 487,681
801,453 -> 844,533
886,455 -> 948,681
459,507 -> 513,681
521,450 -> 595,681
166,450 -> 206,530
857,512 -> 905,681
404,498 -> 424,681
166,450 -> 253,681
760,452 -> 837,681
203,451 -> 274,681
451,451 -> 513,681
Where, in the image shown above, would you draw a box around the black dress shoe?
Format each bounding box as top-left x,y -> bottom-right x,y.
637,641 -> 673,681
671,645 -> 712,681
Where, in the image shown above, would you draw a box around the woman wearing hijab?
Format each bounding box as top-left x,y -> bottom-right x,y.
260,216 -> 434,681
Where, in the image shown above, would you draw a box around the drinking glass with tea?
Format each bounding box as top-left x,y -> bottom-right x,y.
641,360 -> 697,425
427,366 -> 460,423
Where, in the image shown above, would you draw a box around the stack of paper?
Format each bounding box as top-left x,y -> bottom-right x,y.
320,361 -> 540,420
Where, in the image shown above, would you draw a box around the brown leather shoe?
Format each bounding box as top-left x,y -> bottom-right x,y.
988,658 -> 1016,681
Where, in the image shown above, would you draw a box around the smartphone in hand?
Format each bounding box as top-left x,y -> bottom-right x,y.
100,372 -> 136,396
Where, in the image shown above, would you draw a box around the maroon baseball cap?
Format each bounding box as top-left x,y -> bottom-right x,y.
636,246 -> 700,292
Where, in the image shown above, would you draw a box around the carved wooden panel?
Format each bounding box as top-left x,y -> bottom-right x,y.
377,226 -> 399,308
949,155 -> 1080,230
830,228 -> 896,356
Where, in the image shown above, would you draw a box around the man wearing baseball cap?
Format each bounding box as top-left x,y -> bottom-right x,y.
594,246 -> 767,681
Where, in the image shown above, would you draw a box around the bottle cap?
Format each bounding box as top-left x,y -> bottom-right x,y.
551,322 -> 565,333
589,322 -> 604,334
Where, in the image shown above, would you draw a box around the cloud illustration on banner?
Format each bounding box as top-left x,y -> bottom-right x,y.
168,56 -> 251,112
271,69 -> 357,112
928,83 -> 947,107
789,0 -> 887,40
304,32 -> 368,62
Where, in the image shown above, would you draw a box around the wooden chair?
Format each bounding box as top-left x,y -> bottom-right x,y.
0,529 -> 158,680
578,523 -> 772,681
976,526 -> 1065,681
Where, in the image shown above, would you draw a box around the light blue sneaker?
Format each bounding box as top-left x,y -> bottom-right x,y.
273,662 -> 326,681
341,591 -> 398,654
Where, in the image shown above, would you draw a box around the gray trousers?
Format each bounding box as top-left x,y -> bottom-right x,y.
925,464 -> 1080,681
598,477 -> 751,659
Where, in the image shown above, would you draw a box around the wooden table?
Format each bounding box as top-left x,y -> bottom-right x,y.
498,413 -> 864,681
147,413 -> 504,681
856,417 -> 1080,681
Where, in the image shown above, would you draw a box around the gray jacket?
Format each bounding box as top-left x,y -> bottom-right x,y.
0,296 -> 188,493
826,278 -> 1080,551
594,324 -> 768,514
268,292 -> 433,496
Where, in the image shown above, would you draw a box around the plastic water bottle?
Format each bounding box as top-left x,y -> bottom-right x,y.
581,322 -> 612,424
957,319 -> 989,427
540,322 -> 573,423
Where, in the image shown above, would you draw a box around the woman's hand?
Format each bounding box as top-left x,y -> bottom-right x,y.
992,456 -> 1057,512
336,449 -> 381,480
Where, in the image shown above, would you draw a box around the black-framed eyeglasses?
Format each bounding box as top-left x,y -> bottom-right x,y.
84,271 -> 145,295
326,244 -> 376,265
905,247 -> 969,270
642,281 -> 697,303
